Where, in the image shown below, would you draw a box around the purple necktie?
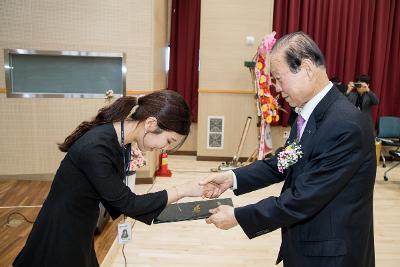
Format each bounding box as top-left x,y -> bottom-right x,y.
296,115 -> 305,140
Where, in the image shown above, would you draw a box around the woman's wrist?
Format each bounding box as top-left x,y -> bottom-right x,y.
173,185 -> 182,199
167,186 -> 181,204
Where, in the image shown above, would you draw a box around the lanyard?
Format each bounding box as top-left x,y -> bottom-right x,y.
120,121 -> 131,181
120,121 -> 131,223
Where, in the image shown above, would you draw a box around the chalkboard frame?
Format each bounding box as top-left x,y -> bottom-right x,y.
4,48 -> 126,98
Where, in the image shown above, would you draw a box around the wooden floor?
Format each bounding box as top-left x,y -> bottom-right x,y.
0,180 -> 119,267
108,156 -> 400,267
1,155 -> 399,267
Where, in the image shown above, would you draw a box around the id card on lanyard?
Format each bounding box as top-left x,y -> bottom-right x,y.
118,120 -> 132,244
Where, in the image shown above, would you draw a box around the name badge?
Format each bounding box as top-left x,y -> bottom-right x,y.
118,222 -> 132,244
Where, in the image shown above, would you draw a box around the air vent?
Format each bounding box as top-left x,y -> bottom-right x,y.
207,116 -> 224,149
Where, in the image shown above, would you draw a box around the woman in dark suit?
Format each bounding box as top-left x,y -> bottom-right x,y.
13,90 -> 210,267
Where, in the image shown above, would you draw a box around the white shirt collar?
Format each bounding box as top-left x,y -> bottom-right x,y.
299,81 -> 333,121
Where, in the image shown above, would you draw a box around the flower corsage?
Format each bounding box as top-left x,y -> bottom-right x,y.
277,141 -> 303,173
129,145 -> 146,172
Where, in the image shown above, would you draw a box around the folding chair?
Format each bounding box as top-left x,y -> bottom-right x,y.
376,116 -> 400,181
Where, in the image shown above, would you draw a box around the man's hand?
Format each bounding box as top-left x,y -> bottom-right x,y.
199,171 -> 234,199
358,82 -> 370,93
346,81 -> 355,94
205,205 -> 238,230
176,178 -> 218,198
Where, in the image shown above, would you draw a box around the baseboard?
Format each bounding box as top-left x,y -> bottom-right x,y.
0,173 -> 54,180
173,151 -> 197,156
196,156 -> 248,162
135,176 -> 155,184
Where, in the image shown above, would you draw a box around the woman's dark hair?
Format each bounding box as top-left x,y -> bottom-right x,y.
58,90 -> 191,152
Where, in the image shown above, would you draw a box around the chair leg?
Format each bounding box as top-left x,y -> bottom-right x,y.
383,161 -> 400,181
381,151 -> 386,168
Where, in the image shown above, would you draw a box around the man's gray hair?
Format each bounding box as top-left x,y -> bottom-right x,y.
271,31 -> 326,73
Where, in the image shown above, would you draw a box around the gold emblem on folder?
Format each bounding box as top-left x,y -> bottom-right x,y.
193,204 -> 201,214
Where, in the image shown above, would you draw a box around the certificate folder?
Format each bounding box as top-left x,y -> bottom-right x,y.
153,198 -> 233,224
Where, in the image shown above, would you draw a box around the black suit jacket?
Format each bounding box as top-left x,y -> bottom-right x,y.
346,90 -> 379,127
233,87 -> 376,267
13,124 -> 167,267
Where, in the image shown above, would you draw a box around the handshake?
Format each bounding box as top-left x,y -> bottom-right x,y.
170,171 -> 239,230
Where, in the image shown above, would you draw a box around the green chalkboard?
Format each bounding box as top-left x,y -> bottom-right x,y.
5,49 -> 125,98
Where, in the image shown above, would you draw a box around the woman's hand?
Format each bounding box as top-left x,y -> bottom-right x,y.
167,179 -> 219,204
177,179 -> 203,198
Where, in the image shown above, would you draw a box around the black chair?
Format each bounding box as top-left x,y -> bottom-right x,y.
384,150 -> 400,181
376,116 -> 400,181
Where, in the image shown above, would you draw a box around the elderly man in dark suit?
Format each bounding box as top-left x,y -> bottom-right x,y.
200,31 -> 376,267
